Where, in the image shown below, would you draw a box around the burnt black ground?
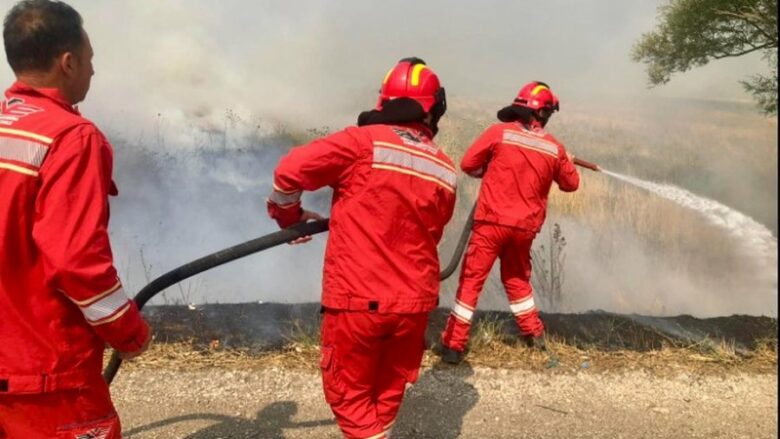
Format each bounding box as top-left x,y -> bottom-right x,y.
144,303 -> 777,352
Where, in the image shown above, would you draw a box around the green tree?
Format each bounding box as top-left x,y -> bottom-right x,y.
632,0 -> 778,115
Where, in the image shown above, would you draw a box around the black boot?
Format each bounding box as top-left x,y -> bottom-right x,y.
439,345 -> 465,365
523,333 -> 547,351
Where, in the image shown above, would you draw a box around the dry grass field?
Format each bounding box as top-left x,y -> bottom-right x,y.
431,97 -> 777,316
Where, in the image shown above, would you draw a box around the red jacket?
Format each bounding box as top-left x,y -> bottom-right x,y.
268,123 -> 456,313
462,121 -> 579,232
0,82 -> 148,394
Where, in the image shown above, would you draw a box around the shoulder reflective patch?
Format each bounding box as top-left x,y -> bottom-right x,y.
372,142 -> 456,192
0,135 -> 49,167
502,130 -> 558,158
374,141 -> 454,171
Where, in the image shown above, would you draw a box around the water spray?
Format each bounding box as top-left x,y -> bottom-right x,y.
104,156 -> 602,384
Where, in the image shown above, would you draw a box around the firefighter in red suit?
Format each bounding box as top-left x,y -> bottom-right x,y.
267,57 -> 455,439
0,2 -> 151,438
439,81 -> 579,364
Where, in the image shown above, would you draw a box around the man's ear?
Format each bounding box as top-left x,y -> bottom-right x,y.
59,52 -> 76,78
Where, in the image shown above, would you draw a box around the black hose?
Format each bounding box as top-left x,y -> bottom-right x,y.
439,204 -> 475,280
103,208 -> 475,384
104,157 -> 600,384
103,219 -> 329,384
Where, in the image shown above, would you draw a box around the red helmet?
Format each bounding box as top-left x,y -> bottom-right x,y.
377,57 -> 445,113
513,81 -> 560,112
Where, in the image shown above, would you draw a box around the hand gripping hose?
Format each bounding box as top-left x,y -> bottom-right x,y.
104,158 -> 599,384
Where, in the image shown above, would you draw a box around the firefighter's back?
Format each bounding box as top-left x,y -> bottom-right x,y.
0,87 -> 105,388
322,123 -> 456,314
474,122 -> 572,232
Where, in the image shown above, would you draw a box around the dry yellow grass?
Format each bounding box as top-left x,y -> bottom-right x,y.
114,336 -> 776,377
431,99 -> 775,312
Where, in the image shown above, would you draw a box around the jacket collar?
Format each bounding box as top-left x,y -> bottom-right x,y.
395,121 -> 434,140
5,81 -> 81,115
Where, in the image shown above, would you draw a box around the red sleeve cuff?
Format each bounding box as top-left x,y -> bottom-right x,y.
267,200 -> 303,228
97,301 -> 150,353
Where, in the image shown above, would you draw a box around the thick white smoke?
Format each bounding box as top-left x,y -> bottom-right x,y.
0,1 -> 775,315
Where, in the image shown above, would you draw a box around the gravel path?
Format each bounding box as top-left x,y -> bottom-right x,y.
113,365 -> 777,439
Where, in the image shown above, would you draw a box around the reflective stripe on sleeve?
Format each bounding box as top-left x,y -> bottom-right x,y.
79,286 -> 132,324
268,188 -> 302,206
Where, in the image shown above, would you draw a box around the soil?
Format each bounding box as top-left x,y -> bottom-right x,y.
114,363 -> 777,439
114,303 -> 778,438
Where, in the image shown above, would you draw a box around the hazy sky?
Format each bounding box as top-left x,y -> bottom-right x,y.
0,0 -> 769,131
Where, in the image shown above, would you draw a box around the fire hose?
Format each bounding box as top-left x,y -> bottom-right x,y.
104,158 -> 599,384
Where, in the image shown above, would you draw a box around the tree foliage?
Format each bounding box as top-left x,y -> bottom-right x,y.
632,0 -> 777,114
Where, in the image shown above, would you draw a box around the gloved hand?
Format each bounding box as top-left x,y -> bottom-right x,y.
289,209 -> 325,245
118,324 -> 152,360
267,200 -> 304,228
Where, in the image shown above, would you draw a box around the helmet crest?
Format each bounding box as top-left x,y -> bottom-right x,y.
512,81 -> 559,112
378,57 -> 445,113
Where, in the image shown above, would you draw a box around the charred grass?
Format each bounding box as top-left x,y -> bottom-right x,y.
117,319 -> 776,377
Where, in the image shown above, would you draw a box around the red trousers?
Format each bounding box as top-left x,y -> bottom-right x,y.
0,377 -> 121,439
441,222 -> 544,352
320,309 -> 428,439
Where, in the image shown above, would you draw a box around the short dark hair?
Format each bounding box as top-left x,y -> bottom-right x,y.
3,0 -> 83,73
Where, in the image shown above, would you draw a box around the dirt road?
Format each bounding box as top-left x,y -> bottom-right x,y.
114,364 -> 777,439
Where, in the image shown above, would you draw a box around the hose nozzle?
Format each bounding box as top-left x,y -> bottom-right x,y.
574,157 -> 600,172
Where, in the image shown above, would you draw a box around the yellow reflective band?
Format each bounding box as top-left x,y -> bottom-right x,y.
372,164 -> 455,193
0,127 -> 53,144
383,68 -> 394,85
410,64 -> 427,87
531,84 -> 549,96
373,141 -> 455,172
0,161 -> 38,176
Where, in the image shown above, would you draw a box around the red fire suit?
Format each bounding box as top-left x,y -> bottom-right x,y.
0,82 -> 149,439
441,121 -> 579,352
268,122 -> 456,439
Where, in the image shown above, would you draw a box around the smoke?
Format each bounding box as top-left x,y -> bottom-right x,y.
0,1 -> 775,314
108,123 -> 331,304
2,0 -> 769,128
604,171 -> 778,265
